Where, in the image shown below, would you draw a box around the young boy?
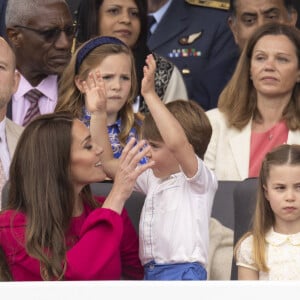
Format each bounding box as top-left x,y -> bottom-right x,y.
133,54 -> 218,280
85,52 -> 218,280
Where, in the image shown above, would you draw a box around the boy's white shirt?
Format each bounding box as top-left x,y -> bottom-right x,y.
134,155 -> 218,267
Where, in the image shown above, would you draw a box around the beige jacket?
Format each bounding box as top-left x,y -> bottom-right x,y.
5,117 -> 23,158
204,108 -> 300,181
207,218 -> 233,280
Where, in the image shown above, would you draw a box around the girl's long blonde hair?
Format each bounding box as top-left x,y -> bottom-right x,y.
56,39 -> 144,146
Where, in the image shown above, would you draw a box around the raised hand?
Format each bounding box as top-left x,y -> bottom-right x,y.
141,54 -> 156,98
81,71 -> 107,114
103,138 -> 154,214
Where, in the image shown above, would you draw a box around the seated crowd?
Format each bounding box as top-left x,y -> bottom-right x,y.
0,0 -> 300,281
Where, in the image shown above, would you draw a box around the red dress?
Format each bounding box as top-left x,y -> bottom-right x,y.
0,196 -> 143,280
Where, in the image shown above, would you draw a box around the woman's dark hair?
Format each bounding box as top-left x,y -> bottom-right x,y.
0,246 -> 12,281
6,111 -> 99,280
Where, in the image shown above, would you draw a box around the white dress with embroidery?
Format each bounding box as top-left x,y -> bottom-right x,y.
236,228 -> 300,280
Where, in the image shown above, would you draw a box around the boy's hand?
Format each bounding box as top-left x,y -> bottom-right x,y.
82,71 -> 107,114
141,54 -> 156,98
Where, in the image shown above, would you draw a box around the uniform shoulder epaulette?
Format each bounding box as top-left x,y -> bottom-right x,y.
185,0 -> 230,10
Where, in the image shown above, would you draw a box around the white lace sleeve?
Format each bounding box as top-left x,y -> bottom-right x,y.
236,235 -> 258,271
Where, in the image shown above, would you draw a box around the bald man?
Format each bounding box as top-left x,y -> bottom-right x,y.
0,37 -> 23,208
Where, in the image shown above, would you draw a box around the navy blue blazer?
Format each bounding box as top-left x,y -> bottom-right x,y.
147,0 -> 239,110
0,0 -> 7,37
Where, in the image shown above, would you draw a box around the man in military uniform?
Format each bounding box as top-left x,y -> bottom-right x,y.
66,0 -> 81,20
147,0 -> 238,111
228,0 -> 298,50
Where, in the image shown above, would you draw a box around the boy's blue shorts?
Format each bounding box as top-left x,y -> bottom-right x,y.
144,261 -> 207,280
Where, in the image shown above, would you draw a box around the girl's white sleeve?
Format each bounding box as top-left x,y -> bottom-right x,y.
236,235 -> 258,271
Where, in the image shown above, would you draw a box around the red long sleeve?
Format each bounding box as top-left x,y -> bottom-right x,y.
0,197 -> 143,280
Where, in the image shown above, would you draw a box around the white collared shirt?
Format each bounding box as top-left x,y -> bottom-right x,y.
0,118 -> 10,178
134,155 -> 217,267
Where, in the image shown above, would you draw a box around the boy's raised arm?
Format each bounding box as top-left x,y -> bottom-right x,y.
141,54 -> 198,178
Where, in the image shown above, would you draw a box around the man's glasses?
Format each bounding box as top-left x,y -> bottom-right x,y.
14,25 -> 76,43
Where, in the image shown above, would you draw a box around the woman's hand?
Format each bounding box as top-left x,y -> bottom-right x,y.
102,138 -> 154,214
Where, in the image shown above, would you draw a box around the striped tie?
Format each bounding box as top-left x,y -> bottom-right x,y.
23,89 -> 43,126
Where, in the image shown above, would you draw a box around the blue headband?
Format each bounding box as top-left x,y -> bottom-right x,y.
75,36 -> 127,74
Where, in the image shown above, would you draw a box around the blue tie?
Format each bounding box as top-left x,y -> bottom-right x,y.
147,15 -> 156,38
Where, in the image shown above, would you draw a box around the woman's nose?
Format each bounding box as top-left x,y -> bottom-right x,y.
264,58 -> 275,70
95,144 -> 103,156
119,12 -> 131,23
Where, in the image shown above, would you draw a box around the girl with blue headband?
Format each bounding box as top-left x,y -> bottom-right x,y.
56,36 -> 147,164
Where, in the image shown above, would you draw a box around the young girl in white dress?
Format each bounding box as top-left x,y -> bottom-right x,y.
235,144 -> 300,280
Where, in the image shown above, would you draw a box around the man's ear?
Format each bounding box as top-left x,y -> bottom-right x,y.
228,16 -> 239,44
288,8 -> 298,27
12,70 -> 20,94
6,28 -> 22,48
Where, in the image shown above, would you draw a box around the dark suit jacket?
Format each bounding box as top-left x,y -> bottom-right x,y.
0,0 -> 7,38
66,0 -> 81,20
147,0 -> 239,110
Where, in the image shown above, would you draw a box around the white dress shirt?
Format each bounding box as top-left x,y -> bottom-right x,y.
134,156 -> 217,267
